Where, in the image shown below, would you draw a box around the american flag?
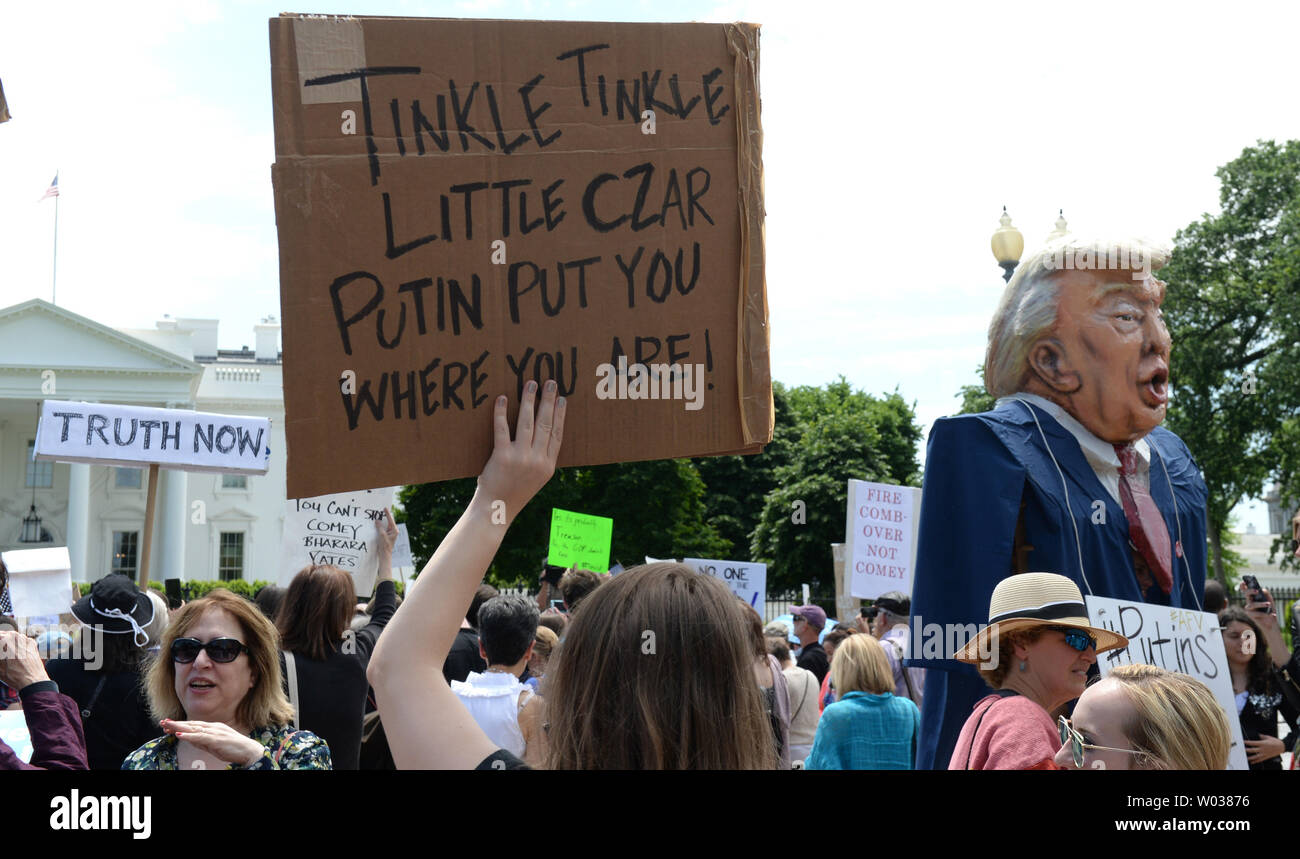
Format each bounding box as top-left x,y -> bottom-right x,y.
39,174 -> 58,202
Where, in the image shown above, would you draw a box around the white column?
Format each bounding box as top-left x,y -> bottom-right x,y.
154,468 -> 188,583
67,463 -> 90,582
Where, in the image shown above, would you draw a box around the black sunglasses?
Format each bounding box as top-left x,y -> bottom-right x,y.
171,637 -> 249,664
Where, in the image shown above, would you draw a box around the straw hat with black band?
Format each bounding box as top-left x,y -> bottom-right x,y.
954,572 -> 1127,663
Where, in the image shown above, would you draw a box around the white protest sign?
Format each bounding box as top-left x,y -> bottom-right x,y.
278,487 -> 397,596
683,558 -> 766,611
645,556 -> 670,565
391,523 -> 413,568
35,400 -> 271,474
0,711 -> 33,764
1086,595 -> 1248,770
1,547 -> 74,617
845,480 -> 920,600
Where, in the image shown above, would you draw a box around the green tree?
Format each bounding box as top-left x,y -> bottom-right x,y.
692,384 -> 797,557
398,458 -> 729,590
750,379 -> 921,592
1161,139 -> 1300,585
956,364 -> 996,415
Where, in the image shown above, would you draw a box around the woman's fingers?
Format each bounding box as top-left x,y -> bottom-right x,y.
492,394 -> 510,451
516,380 -> 537,443
547,393 -> 566,462
533,380 -> 557,454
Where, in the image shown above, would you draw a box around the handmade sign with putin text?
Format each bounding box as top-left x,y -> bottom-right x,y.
269,15 -> 770,497
1086,595 -> 1247,770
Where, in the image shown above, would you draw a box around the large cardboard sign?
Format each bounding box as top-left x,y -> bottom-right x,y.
1,547 -> 73,617
1086,595 -> 1248,770
845,480 -> 920,600
278,487 -> 396,596
269,16 -> 769,497
683,557 -> 766,610
34,400 -> 271,475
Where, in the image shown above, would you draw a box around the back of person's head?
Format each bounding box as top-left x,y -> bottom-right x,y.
477,595 -> 540,666
1203,579 -> 1228,615
765,636 -> 791,665
823,626 -> 856,651
830,634 -> 894,696
532,625 -> 559,664
543,563 -> 777,769
71,574 -> 155,673
254,586 -> 286,622
558,567 -> 603,613
1107,664 -> 1230,770
143,589 -> 170,650
467,583 -> 499,628
277,565 -> 354,661
538,611 -> 568,637
743,606 -> 767,660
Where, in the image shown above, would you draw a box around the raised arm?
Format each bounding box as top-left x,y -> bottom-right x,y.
367,381 -> 565,769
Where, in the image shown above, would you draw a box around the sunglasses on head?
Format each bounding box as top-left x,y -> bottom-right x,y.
1058,716 -> 1145,768
171,637 -> 249,664
1047,626 -> 1097,652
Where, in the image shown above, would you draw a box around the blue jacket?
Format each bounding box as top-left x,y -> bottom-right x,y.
908,399 -> 1208,769
805,691 -> 919,770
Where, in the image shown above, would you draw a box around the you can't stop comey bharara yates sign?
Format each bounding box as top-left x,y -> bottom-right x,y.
269,15 -> 770,498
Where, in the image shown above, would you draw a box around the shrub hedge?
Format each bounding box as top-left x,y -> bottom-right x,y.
74,579 -> 405,600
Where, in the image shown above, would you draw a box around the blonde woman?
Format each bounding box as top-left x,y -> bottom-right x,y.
1055,663 -> 1231,770
805,635 -> 919,770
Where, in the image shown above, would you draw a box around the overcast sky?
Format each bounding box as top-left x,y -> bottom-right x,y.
3,0 -> 1296,531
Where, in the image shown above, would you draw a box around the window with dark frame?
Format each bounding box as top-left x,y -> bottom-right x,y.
112,531 -> 139,578
218,532 -> 245,581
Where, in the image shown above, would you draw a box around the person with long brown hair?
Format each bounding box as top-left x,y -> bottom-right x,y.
1219,604 -> 1298,770
275,511 -> 398,770
368,381 -> 777,769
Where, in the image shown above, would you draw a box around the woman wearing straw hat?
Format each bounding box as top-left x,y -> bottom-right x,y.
949,572 -> 1127,770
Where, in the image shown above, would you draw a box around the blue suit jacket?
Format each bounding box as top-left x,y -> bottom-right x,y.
909,399 -> 1208,769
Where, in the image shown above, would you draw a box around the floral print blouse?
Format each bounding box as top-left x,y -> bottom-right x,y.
121,725 -> 332,770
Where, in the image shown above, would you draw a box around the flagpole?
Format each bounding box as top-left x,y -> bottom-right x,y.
51,173 -> 59,305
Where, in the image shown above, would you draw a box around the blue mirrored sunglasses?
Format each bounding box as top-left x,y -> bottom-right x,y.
1047,626 -> 1097,652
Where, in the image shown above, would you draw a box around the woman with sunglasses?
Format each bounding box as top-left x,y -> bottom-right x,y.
1054,663 -> 1230,769
123,589 -> 331,769
949,573 -> 1128,770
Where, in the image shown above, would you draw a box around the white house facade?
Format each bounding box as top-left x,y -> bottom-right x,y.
0,299 -> 287,584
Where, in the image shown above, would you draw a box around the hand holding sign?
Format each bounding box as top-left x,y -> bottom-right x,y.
477,381 -> 566,526
375,509 -> 399,573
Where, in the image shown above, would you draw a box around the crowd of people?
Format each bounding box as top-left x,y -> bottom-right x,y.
1,381 -> 1298,771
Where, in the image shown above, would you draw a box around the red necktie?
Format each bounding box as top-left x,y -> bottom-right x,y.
1113,444 -> 1173,594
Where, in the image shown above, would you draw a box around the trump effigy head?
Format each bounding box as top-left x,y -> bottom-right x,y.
985,236 -> 1173,444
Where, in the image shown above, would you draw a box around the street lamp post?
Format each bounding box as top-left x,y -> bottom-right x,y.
990,206 -> 1024,283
